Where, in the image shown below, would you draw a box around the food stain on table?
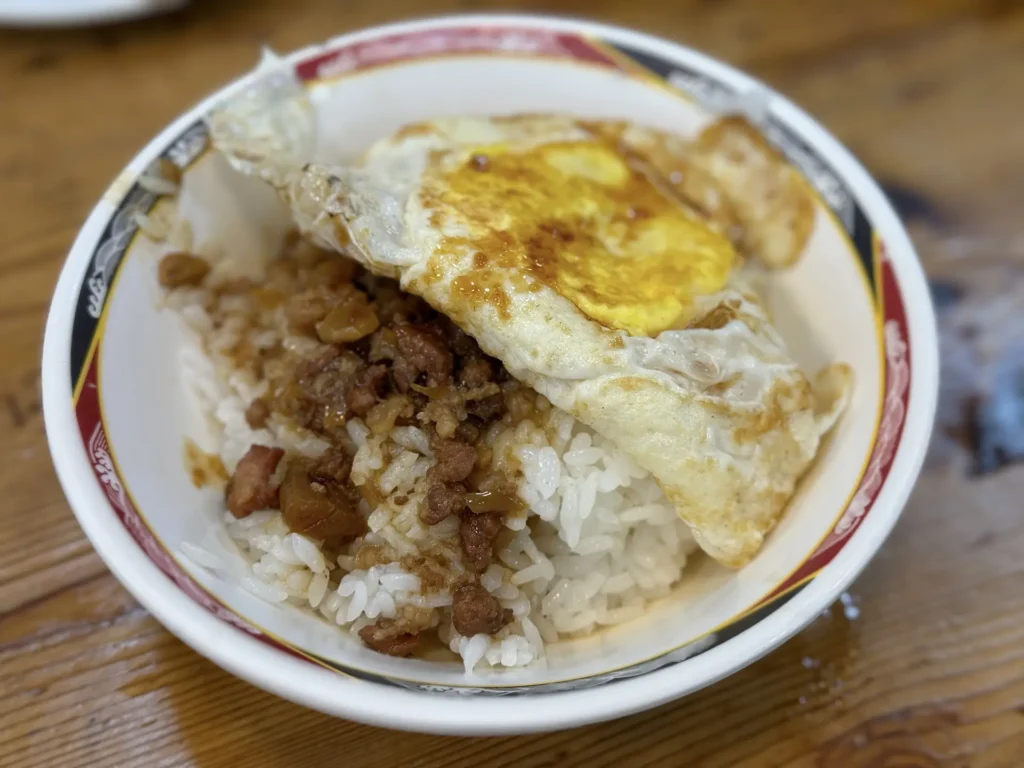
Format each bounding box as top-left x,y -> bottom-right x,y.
818,706 -> 960,767
931,263 -> 1024,475
790,594 -> 862,714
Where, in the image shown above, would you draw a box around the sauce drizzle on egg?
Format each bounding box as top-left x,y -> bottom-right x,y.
422,137 -> 736,336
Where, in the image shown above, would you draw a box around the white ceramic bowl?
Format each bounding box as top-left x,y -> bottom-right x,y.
43,14 -> 938,735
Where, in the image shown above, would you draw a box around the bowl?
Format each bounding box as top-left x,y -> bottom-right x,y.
42,14 -> 938,735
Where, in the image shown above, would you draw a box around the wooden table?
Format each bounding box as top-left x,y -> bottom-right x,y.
2,2 -> 1023,765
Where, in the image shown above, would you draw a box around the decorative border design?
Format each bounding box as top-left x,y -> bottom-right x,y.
67,24 -> 911,694
294,26 -> 623,82
71,122 -> 209,390
76,352 -> 307,662
763,242 -> 909,602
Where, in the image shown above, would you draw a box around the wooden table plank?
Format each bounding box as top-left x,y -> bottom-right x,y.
2,1 -> 1023,765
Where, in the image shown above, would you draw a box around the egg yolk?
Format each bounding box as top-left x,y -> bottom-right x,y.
427,139 -> 735,336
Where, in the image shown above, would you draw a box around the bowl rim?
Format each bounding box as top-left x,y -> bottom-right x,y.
42,12 -> 938,735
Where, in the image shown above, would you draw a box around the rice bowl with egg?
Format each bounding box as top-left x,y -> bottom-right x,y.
153,69 -> 849,673
43,17 -> 936,732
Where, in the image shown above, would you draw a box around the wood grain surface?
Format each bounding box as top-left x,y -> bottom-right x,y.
2,1 -> 1023,765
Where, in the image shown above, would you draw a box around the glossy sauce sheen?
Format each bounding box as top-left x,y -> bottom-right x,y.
425,139 -> 736,336
183,438 -> 228,489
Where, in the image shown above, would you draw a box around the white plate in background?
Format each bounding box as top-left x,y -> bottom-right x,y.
0,0 -> 186,27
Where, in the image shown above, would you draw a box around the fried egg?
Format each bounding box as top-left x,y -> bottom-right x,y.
610,117 -> 817,269
210,96 -> 849,567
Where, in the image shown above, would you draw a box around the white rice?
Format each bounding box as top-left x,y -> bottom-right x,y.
172,279 -> 698,674
138,173 -> 180,197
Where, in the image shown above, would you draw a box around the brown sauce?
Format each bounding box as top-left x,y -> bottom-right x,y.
410,630 -> 460,662
183,439 -> 228,489
420,137 -> 735,335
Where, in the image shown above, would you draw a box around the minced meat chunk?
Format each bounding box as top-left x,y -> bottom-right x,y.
465,393 -> 505,421
345,364 -> 388,416
244,398 -> 270,429
296,350 -> 363,405
309,255 -> 358,288
452,583 -> 512,636
226,445 -> 284,518
368,326 -> 399,363
365,394 -> 414,435
309,448 -> 353,486
369,278 -> 424,326
394,323 -> 453,387
453,419 -> 482,445
358,619 -> 419,657
418,400 -> 459,439
504,387 -> 536,422
458,356 -> 493,389
459,511 -> 503,573
284,286 -> 335,333
430,438 -> 477,483
345,385 -> 378,417
315,291 -> 379,344
279,462 -> 365,542
421,483 -> 466,525
158,252 -> 210,288
446,324 -> 480,357
390,355 -> 418,394
284,350 -> 364,432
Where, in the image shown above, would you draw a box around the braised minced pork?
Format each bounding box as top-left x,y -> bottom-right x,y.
167,238 -> 533,657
